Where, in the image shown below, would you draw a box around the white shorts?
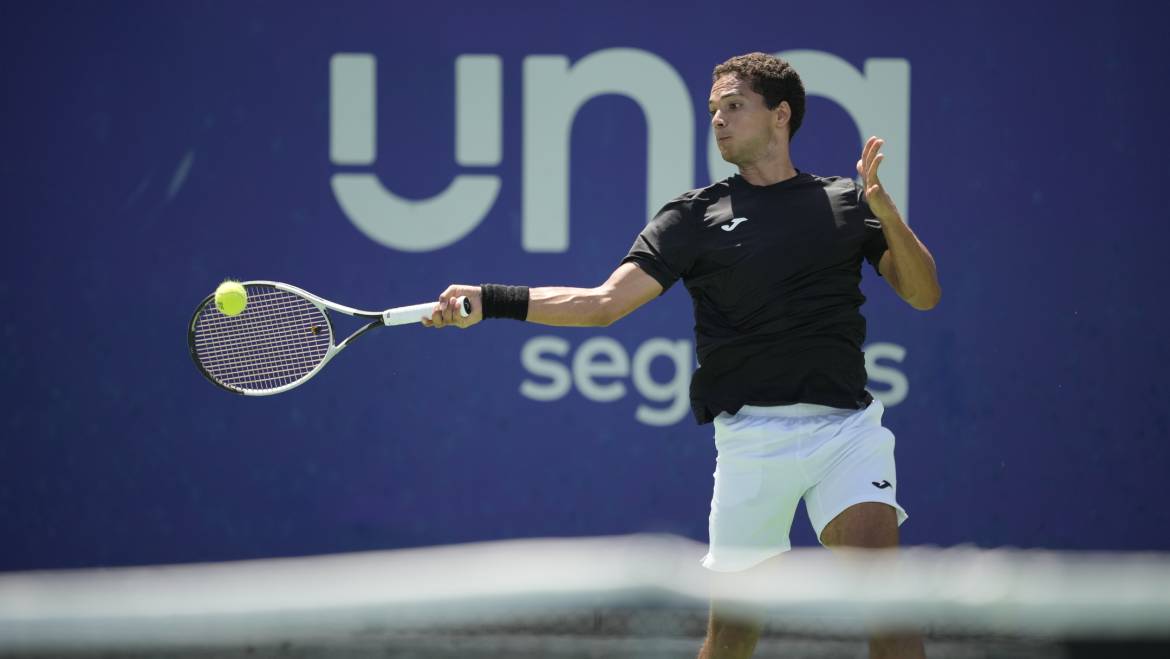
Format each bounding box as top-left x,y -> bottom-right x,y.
701,399 -> 908,572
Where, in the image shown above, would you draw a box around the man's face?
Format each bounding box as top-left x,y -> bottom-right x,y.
708,74 -> 786,166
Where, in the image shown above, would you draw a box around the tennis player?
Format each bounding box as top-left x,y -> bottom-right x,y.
427,52 -> 938,659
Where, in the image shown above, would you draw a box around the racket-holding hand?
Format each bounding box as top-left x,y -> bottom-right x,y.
425,285 -> 482,329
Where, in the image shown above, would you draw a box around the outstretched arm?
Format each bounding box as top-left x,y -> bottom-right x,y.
859,136 -> 942,311
424,262 -> 663,329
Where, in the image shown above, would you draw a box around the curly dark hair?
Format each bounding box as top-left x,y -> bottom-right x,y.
712,53 -> 806,140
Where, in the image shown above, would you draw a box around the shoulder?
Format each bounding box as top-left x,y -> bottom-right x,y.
804,173 -> 869,211
650,178 -> 734,228
661,178 -> 733,210
805,173 -> 861,196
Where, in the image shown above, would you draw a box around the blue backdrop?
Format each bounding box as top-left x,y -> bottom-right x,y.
2,0 -> 1168,571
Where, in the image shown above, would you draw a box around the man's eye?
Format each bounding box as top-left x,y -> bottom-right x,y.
730,103 -> 741,110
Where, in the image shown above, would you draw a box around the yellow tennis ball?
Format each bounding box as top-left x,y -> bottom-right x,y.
214,280 -> 248,316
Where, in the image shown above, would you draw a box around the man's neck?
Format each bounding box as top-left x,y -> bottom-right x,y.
738,157 -> 798,187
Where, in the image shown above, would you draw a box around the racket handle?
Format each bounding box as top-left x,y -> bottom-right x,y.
382,296 -> 470,326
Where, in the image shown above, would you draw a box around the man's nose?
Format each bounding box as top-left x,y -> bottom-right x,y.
711,112 -> 725,127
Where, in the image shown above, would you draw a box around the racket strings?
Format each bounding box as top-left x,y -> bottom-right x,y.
194,304 -> 327,388
192,286 -> 332,392
194,294 -> 328,389
194,305 -> 325,362
196,290 -> 329,380
195,322 -> 325,380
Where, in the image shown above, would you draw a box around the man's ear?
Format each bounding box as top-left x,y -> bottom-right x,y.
774,100 -> 791,132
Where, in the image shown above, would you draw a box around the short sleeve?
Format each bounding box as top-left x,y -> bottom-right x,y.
621,200 -> 699,293
855,181 -> 889,275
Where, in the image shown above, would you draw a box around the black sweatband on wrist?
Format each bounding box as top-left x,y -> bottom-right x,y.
480,284 -> 529,321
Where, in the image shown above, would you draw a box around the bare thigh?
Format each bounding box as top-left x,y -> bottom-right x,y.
819,502 -> 926,659
819,501 -> 899,549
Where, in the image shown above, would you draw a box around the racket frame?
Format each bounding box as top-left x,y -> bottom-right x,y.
188,280 -> 456,397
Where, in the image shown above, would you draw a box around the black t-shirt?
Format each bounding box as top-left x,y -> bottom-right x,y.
622,171 -> 888,424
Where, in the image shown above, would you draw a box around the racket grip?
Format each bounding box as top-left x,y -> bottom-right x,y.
382,296 -> 471,326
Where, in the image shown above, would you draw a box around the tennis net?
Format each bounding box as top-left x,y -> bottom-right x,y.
2,534 -> 1168,657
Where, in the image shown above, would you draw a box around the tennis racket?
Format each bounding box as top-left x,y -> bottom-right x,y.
188,281 -> 468,396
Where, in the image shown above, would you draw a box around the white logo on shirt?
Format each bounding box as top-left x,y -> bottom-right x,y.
721,217 -> 749,231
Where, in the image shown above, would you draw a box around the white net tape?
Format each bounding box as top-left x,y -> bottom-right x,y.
1,535 -> 1168,656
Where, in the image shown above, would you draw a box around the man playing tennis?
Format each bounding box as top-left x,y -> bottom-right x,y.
426,52 -> 938,659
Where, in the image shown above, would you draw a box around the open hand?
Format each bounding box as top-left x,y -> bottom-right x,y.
856,136 -> 900,221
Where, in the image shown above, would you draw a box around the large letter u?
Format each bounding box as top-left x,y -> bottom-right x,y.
329,53 -> 502,252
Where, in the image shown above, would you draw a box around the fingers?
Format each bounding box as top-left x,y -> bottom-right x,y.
866,152 -> 884,185
862,136 -> 878,169
860,137 -> 885,184
442,295 -> 462,327
426,285 -> 456,328
425,285 -> 481,329
426,300 -> 445,328
864,137 -> 881,169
